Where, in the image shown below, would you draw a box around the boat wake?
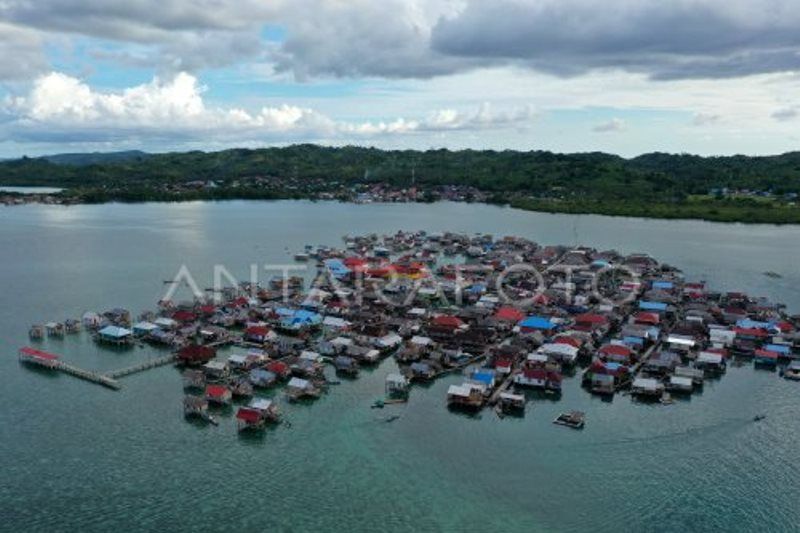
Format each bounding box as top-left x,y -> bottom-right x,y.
585,416 -> 755,449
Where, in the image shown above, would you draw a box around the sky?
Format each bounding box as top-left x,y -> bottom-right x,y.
0,0 -> 799,158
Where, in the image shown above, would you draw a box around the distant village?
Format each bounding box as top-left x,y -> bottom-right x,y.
1,175 -> 489,206
709,187 -> 799,203
0,191 -> 77,206
174,176 -> 489,203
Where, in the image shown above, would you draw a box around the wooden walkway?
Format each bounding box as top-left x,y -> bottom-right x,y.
105,354 -> 176,379
488,372 -> 517,405
49,353 -> 177,390
56,362 -> 121,390
614,322 -> 676,392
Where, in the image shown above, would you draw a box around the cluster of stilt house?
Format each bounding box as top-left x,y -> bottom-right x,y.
22,230 -> 800,432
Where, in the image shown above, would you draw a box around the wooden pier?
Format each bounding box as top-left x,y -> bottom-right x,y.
24,348 -> 177,390
488,372 -> 517,405
614,323 -> 676,392
56,362 -> 121,390
105,354 -> 176,379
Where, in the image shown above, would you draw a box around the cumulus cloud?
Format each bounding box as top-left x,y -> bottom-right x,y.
1,71 -> 535,144
592,118 -> 625,133
771,107 -> 798,121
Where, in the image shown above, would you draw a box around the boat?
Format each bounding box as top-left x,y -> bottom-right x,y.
553,411 -> 585,429
753,414 -> 766,422
294,252 -> 310,262
763,271 -> 782,279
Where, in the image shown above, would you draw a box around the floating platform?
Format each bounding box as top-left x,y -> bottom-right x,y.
553,411 -> 585,429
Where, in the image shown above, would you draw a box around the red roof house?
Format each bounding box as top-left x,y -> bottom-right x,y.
494,306 -> 525,323
431,315 -> 465,330
178,345 -> 216,366
172,310 -> 197,323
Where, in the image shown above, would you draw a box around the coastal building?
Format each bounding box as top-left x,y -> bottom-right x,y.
95,325 -> 133,345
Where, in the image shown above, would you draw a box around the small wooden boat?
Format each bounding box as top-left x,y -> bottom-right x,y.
553,411 -> 585,429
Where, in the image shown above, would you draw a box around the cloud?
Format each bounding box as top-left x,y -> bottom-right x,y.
0,22 -> 48,80
271,0 -> 474,80
771,107 -> 798,121
0,0 -> 280,74
3,0 -> 800,82
1,1 -> 277,37
592,118 -> 625,133
692,112 -> 721,126
1,71 -> 535,144
430,0 -> 800,80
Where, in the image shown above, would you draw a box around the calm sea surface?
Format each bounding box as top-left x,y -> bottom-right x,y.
1,201 -> 798,532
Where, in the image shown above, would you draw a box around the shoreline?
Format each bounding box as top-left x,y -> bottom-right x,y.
4,190 -> 800,226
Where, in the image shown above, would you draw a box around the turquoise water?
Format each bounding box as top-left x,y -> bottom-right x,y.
1,201 -> 798,532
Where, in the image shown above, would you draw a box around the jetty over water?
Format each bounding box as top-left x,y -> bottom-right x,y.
57,361 -> 121,390
18,346 -> 175,391
106,354 -> 176,379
